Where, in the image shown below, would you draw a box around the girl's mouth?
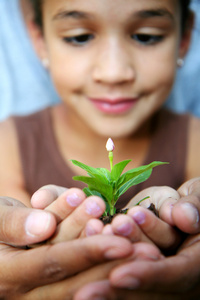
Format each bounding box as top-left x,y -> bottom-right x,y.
88,98 -> 138,114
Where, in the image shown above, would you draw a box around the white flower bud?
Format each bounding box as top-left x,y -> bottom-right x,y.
106,138 -> 115,152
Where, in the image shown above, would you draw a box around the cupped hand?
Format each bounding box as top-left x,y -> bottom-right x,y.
74,233 -> 200,300
0,219 -> 134,300
99,208 -> 182,253
31,185 -> 105,243
0,196 -> 56,246
0,196 -> 135,299
126,178 -> 200,234
30,185 -> 183,251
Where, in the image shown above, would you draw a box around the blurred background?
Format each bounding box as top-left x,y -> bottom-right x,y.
0,0 -> 199,121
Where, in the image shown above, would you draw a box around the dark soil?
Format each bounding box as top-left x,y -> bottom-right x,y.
100,208 -> 128,225
147,203 -> 159,216
100,204 -> 159,225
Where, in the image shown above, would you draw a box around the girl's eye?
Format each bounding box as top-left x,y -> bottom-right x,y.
132,34 -> 163,45
63,34 -> 94,46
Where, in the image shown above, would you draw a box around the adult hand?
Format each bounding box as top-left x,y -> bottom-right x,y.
74,233 -> 200,300
1,235 -> 133,299
73,179 -> 200,299
0,199 -> 138,299
0,196 -> 57,246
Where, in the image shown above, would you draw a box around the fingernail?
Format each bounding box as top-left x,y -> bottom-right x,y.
66,193 -> 82,207
131,211 -> 146,225
115,276 -> 140,289
85,223 -> 97,236
85,200 -> 103,217
25,211 -> 51,237
181,203 -> 199,228
116,223 -> 132,236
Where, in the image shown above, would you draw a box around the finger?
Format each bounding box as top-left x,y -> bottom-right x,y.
20,259 -> 118,300
74,243 -> 163,300
31,185 -> 68,209
82,218 -> 104,237
172,201 -> 200,234
30,242 -> 162,300
74,280 -> 157,300
107,214 -> 153,244
177,177 -> 200,197
110,239 -> 200,293
19,262 -> 122,300
171,178 -> 200,233
127,206 -> 181,250
0,198 -> 56,246
49,196 -> 106,243
5,235 -> 133,292
126,186 -> 180,226
74,280 -> 118,300
74,280 -> 195,300
157,197 -> 178,225
102,224 -> 115,235
126,186 -> 180,212
45,188 -> 86,223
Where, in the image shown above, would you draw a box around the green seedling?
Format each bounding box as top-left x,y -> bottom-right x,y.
71,138 -> 168,217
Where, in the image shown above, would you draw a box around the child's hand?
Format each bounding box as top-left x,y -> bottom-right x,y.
84,208 -> 181,255
31,186 -> 105,243
99,207 -> 182,253
126,177 -> 200,234
86,178 -> 200,252
32,185 -> 173,249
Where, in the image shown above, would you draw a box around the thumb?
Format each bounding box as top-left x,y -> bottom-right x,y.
0,197 -> 57,246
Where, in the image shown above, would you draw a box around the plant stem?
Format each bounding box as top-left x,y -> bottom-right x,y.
109,151 -> 113,171
109,204 -> 115,216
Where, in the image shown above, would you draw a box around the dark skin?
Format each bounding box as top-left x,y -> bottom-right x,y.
29,179 -> 200,299
0,0 -> 198,299
73,180 -> 200,300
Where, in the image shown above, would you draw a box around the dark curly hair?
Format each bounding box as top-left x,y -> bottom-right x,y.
30,0 -> 43,28
30,0 -> 191,34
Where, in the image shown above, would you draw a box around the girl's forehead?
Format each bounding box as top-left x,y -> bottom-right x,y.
43,0 -> 179,17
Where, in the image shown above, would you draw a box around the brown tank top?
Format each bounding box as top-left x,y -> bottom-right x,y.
13,107 -> 189,208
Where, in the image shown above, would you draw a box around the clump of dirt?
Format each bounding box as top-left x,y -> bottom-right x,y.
147,203 -> 159,216
100,209 -> 128,225
100,204 -> 159,225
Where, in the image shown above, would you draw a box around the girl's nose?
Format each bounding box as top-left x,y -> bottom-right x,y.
93,40 -> 135,85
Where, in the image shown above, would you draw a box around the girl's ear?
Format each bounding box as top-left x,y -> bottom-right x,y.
20,0 -> 48,63
178,11 -> 195,59
26,19 -> 48,64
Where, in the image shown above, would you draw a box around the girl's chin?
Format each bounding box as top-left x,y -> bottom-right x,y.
90,122 -> 138,138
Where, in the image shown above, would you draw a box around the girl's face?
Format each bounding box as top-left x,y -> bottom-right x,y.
36,0 -> 191,138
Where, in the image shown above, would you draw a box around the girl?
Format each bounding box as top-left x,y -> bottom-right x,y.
7,0 -> 198,204
0,0 -> 200,298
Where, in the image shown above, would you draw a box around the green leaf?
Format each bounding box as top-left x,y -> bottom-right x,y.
71,160 -> 109,184
111,159 -> 131,181
96,168 -> 111,182
73,176 -> 113,203
83,187 -> 104,199
135,196 -> 150,206
117,161 -> 168,188
116,169 -> 152,198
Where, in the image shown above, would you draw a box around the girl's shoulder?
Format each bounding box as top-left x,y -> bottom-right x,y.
0,118 -> 30,204
186,115 -> 200,180
0,117 -> 18,164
